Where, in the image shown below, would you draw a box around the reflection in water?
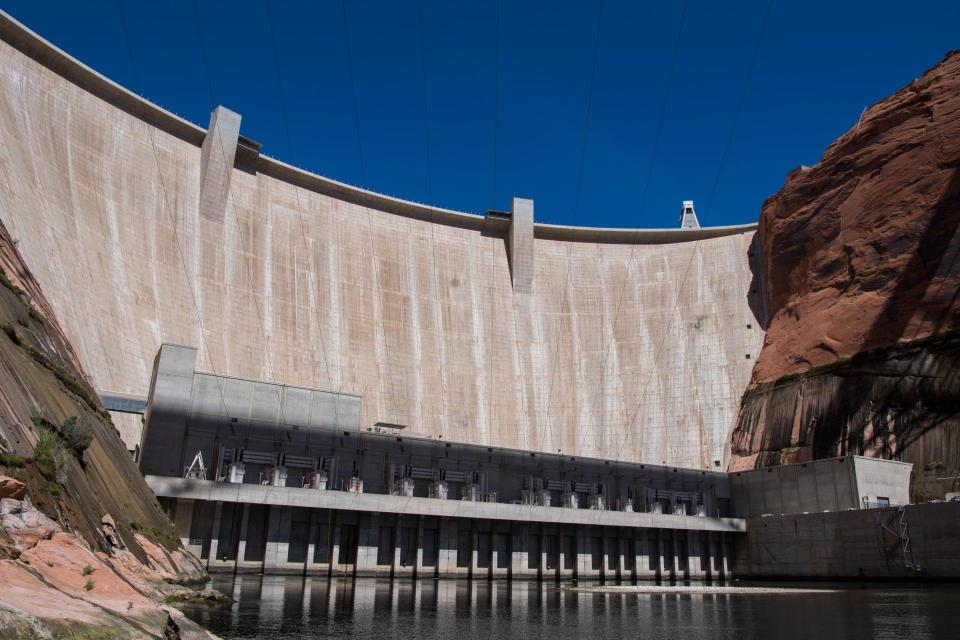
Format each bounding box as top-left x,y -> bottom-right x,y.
179,575 -> 959,640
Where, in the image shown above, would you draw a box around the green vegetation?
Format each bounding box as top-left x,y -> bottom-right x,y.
83,579 -> 95,591
48,481 -> 61,497
33,429 -> 67,483
82,564 -> 95,576
0,451 -> 26,467
61,416 -> 93,457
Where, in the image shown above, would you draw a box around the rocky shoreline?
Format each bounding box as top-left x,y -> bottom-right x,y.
0,218 -> 225,639
1,476 -> 223,639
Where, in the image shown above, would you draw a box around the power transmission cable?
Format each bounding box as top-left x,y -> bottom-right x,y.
491,0 -> 500,208
190,0 -> 287,452
496,0 -> 535,449
537,0 -> 606,451
191,13 -> 277,388
575,0 -> 689,457
259,0 -> 349,537
703,0 -> 774,219
260,1 -> 339,399
339,0 -> 403,427
485,1 -> 501,448
417,0 -> 451,441
115,0 -> 233,428
611,0 -> 774,462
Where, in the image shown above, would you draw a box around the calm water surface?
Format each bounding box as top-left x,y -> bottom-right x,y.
179,575 -> 960,640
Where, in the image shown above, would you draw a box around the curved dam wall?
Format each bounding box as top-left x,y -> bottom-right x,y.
0,12 -> 764,469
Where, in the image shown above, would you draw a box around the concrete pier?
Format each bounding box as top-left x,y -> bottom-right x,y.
165,492 -> 736,582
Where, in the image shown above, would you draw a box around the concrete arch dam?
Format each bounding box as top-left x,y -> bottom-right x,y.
0,11 -> 764,469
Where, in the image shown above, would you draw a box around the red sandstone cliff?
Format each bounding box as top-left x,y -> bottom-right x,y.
729,51 -> 960,499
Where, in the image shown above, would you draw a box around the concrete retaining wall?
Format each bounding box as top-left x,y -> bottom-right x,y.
729,456 -> 913,517
732,502 -> 960,579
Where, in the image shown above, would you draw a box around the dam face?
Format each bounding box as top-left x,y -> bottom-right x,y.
0,13 -> 764,469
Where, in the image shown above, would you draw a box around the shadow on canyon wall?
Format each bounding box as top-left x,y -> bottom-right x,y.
746,232 -> 769,330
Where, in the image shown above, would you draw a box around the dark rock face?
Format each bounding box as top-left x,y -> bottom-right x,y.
730,51 -> 960,499
0,218 -> 216,637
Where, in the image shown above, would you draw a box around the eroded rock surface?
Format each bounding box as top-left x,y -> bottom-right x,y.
0,218 -> 219,636
0,475 -> 25,500
0,497 -> 221,639
730,51 -> 960,497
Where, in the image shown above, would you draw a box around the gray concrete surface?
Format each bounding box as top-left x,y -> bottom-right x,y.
729,456 -> 912,517
732,502 -> 960,579
0,10 -> 764,466
157,489 -> 737,581
146,476 -> 745,533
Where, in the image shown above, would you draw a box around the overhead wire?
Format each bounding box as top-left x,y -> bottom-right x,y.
491,0 -> 501,208
537,0 -> 606,452
191,0 -> 289,450
417,0 -> 452,441
260,1 -> 347,506
339,0 -> 403,427
485,0 -> 501,447
115,0 -> 233,428
575,0 -> 689,458
190,5 -> 277,385
610,0 -> 774,462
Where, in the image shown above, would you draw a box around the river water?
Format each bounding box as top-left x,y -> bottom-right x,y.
179,575 -> 959,640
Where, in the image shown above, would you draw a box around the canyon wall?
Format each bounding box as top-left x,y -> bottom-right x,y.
0,13 -> 764,469
730,51 -> 960,499
0,215 -> 218,638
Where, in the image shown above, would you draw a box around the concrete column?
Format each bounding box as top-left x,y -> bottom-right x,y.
235,503 -> 251,568
330,512 -> 343,575
539,527 -> 548,581
509,525 -> 524,579
263,506 -> 291,571
565,527 -> 577,581
304,511 -> 318,575
558,528 -> 570,580
709,532 -> 721,581
392,516 -> 407,578
721,533 -> 731,580
688,531 -> 705,580
207,501 -> 223,568
469,522 -> 479,580
599,533 -> 608,583
617,534 -> 627,581
576,528 -> 592,579
637,530 -> 655,580
173,499 -> 194,548
356,513 -> 379,577
324,510 -> 337,576
437,518 -> 455,578
199,106 -> 241,223
673,531 -> 685,581
492,528 -> 506,579
658,530 -> 671,581
509,197 -> 535,293
414,516 -> 425,579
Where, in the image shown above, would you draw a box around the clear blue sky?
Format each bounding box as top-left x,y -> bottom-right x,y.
2,1 -> 958,228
